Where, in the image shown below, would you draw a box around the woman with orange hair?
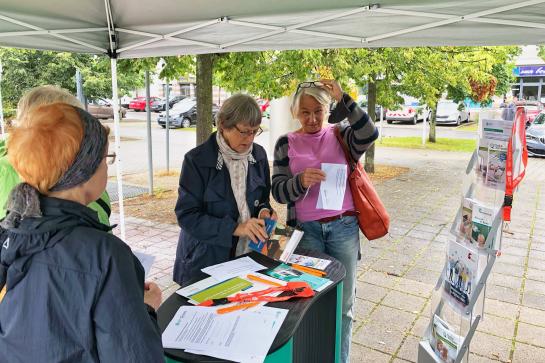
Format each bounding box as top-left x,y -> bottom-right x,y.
0,103 -> 164,362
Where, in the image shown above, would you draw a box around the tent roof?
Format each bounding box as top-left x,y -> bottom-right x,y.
1,0 -> 545,58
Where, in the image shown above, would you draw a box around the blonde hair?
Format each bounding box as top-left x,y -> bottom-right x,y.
8,103 -> 84,194
291,86 -> 331,118
217,94 -> 262,129
16,85 -> 82,124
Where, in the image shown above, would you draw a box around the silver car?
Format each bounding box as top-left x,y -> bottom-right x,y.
526,112 -> 545,157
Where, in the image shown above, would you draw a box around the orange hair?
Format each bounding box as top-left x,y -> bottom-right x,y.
8,103 -> 84,194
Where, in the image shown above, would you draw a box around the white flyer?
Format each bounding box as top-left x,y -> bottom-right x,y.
201,256 -> 267,280
133,251 -> 155,278
162,306 -> 288,363
317,163 -> 347,211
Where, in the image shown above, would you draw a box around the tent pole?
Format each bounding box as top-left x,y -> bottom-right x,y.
110,57 -> 126,240
165,81 -> 170,173
0,62 -> 5,140
145,70 -> 154,195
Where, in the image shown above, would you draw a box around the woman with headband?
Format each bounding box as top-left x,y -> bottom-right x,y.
0,103 -> 164,362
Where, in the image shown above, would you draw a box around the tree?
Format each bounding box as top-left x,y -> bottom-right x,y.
0,48 -> 147,114
196,54 -> 214,145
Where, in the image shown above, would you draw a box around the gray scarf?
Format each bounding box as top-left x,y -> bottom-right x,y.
1,107 -> 107,229
216,131 -> 256,255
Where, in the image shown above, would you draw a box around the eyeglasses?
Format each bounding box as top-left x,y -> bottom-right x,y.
233,125 -> 263,137
295,81 -> 323,95
105,152 -> 116,165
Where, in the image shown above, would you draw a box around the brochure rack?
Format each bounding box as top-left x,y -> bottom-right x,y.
417,107 -> 528,363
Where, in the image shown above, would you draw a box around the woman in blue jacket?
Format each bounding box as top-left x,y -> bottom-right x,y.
173,94 -> 275,285
0,103 -> 163,362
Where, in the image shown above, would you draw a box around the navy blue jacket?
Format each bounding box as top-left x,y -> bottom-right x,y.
0,197 -> 163,363
173,132 -> 271,285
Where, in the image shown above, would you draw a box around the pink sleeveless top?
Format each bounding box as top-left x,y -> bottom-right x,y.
288,125 -> 355,222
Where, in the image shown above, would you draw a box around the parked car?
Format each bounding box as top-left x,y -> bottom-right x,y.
359,102 -> 387,121
257,99 -> 270,118
386,99 -> 430,125
87,98 -> 127,119
157,98 -> 220,128
129,96 -> 160,111
517,101 -> 543,127
435,100 -> 470,126
526,111 -> 545,157
151,95 -> 186,112
120,95 -> 132,108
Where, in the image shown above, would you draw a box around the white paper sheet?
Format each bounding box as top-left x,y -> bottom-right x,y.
162,306 -> 288,363
317,163 -> 347,211
201,256 -> 268,280
133,251 -> 155,278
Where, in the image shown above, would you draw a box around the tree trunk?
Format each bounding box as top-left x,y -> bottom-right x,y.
196,54 -> 214,146
428,107 -> 437,143
364,77 -> 376,173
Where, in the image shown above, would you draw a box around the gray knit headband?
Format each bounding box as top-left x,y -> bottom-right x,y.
0,107 -> 107,229
50,107 -> 108,191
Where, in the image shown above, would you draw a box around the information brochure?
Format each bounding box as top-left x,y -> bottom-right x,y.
287,254 -> 331,270
249,220 -> 304,263
188,277 -> 252,304
266,264 -> 333,292
471,203 -> 496,250
430,314 -> 462,363
177,272 -> 287,308
476,118 -> 512,190
456,198 -> 498,251
442,240 -> 479,316
162,306 -> 288,363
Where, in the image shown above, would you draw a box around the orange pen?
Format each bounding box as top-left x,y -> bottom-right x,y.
290,264 -> 326,277
217,301 -> 260,314
246,274 -> 283,287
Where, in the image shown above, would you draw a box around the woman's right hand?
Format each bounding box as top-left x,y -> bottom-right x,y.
299,168 -> 326,189
143,281 -> 162,311
234,218 -> 268,243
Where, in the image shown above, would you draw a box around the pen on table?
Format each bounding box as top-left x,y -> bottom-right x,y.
246,274 -> 283,287
290,263 -> 327,277
217,301 -> 260,314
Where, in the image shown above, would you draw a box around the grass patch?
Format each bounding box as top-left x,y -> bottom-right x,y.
377,136 -> 476,152
456,122 -> 478,132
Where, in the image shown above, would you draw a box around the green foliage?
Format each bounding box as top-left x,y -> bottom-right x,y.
0,48 -> 147,110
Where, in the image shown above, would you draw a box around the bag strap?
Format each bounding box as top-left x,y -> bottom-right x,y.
333,126 -> 356,172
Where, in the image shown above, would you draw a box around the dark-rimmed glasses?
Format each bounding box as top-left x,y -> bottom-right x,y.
295,81 -> 323,95
234,125 -> 263,137
105,152 -> 116,165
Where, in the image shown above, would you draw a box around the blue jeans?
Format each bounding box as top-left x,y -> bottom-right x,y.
297,215 -> 359,363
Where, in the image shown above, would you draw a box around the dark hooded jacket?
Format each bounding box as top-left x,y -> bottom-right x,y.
0,197 -> 164,363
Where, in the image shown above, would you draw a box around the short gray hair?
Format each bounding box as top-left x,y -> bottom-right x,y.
217,94 -> 262,129
291,86 -> 331,118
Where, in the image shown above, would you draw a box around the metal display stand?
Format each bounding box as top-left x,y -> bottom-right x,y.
417,108 -> 528,363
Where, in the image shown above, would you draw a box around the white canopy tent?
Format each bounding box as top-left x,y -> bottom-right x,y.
1,0 -> 544,238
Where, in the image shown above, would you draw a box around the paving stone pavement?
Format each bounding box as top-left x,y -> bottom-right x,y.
112,147 -> 545,363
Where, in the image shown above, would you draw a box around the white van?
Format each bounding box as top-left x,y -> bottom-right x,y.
386,96 -> 430,125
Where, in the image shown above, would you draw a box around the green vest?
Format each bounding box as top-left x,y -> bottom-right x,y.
0,138 -> 111,226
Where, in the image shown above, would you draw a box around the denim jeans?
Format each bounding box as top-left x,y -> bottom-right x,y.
297,215 -> 359,363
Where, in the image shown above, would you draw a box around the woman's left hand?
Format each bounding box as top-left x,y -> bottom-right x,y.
259,208 -> 278,221
319,79 -> 343,102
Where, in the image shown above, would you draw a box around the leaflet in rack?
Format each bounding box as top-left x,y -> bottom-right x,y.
442,239 -> 479,316
456,198 -> 499,252
476,118 -> 512,191
430,314 -> 462,363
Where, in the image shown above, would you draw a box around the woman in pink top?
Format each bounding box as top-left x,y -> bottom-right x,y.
272,79 -> 378,363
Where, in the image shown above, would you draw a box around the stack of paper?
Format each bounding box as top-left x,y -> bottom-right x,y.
162,306 -> 288,363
